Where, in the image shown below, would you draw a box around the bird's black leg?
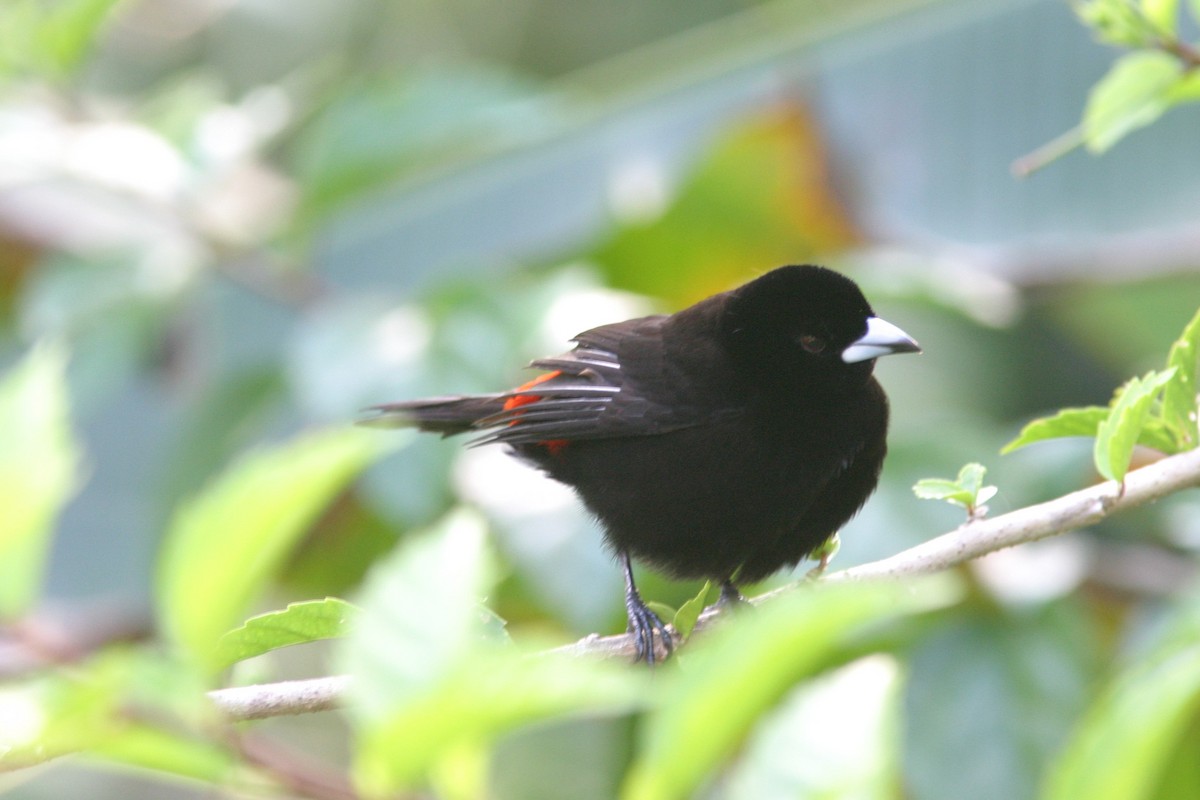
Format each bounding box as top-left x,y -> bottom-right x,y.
622,551 -> 673,664
718,578 -> 744,607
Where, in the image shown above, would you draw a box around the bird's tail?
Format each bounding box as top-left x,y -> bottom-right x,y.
359,394 -> 506,437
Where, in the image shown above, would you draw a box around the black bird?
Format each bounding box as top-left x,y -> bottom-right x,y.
364,265 -> 919,662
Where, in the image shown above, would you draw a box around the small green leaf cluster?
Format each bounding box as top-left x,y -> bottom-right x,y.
1075,0 -> 1200,152
1077,0 -> 1182,46
0,344 -> 79,618
913,462 -> 998,518
1003,306 -> 1200,485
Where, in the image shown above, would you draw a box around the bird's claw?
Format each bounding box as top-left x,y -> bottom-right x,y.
717,579 -> 745,608
626,597 -> 674,665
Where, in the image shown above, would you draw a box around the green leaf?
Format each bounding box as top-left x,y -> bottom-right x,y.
1076,0 -> 1161,46
1135,416 -> 1187,454
34,0 -> 124,77
0,649 -> 226,776
725,656 -> 901,799
1002,404 -> 1178,456
967,471 -> 998,510
645,601 -> 678,626
1001,407 -> 1110,454
808,533 -> 841,571
1148,712 -> 1200,800
1044,644 -> 1200,800
913,463 -> 996,513
1094,369 -> 1177,483
1161,306 -> 1200,449
338,510 -> 494,724
621,576 -> 960,800
340,510 -> 646,796
157,427 -> 390,672
477,604 -> 512,646
0,672 -> 115,770
912,478 -> 973,505
214,598 -> 359,670
354,652 -> 646,797
1141,0 -> 1180,32
1168,69 -> 1200,102
1083,51 -> 1183,152
0,343 -> 81,618
956,462 -> 985,494
0,0 -> 124,80
0,3 -> 36,78
673,581 -> 712,640
89,724 -> 235,783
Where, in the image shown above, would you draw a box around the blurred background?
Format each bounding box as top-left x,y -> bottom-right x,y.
2,0 -> 1199,797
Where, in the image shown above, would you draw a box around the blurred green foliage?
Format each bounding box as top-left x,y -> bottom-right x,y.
0,1 -> 1198,799
0,344 -> 79,616
1018,0 -> 1200,171
1004,307 -> 1200,484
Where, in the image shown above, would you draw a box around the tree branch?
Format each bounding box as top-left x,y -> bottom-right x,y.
209,675 -> 352,721
208,445 -> 1200,721
822,446 -> 1200,583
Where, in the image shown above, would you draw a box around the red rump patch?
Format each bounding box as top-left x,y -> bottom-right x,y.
503,371 -> 570,456
502,370 -> 562,412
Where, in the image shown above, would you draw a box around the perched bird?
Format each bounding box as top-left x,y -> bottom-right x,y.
364,265 -> 919,662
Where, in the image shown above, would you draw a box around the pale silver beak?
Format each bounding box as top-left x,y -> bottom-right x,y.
841,316 -> 921,364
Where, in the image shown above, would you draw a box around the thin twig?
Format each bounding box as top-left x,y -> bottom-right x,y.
210,675 -> 352,721
1158,36 -> 1200,70
207,445 -> 1200,721
1010,125 -> 1084,178
1012,24 -> 1200,177
0,603 -> 154,679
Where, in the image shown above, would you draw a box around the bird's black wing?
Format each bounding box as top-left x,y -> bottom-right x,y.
471,314 -> 741,448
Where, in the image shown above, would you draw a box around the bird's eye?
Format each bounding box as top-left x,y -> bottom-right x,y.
799,334 -> 826,354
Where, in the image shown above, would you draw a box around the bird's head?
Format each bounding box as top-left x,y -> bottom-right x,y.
721,264 -> 920,394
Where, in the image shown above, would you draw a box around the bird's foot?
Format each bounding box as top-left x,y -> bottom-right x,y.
717,579 -> 745,608
620,550 -> 674,664
625,592 -> 674,665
